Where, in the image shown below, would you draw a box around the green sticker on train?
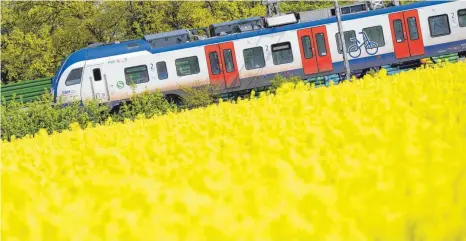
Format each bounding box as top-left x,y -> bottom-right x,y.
117,81 -> 124,89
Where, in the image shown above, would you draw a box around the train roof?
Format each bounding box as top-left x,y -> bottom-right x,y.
143,29 -> 190,40
210,16 -> 263,28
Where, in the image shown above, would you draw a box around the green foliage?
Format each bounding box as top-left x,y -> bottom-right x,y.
179,83 -> 220,110
1,92 -> 109,141
113,86 -> 177,121
270,74 -> 303,92
0,88 -> 176,141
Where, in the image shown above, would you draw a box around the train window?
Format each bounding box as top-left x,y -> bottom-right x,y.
223,49 -> 235,73
124,65 -> 149,85
459,9 -> 466,27
407,17 -> 419,40
243,47 -> 265,70
175,56 -> 200,76
393,20 -> 404,43
341,7 -> 350,14
156,61 -> 168,80
350,4 -> 366,13
301,36 -> 313,59
271,42 -> 293,65
208,52 -> 220,75
336,30 -> 356,54
93,68 -> 102,81
428,14 -> 450,37
65,68 -> 83,86
362,26 -> 385,48
315,33 -> 327,56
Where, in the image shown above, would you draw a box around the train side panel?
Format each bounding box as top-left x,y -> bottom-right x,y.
418,2 -> 466,55
326,13 -> 395,71
234,30 -> 303,80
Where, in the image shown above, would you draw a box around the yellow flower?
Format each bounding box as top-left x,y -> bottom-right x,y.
2,62 -> 466,241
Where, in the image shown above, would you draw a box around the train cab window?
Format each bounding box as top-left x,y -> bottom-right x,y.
393,20 -> 405,43
208,52 -> 220,75
407,17 -> 419,40
459,9 -> 466,27
156,61 -> 168,80
65,67 -> 83,86
243,47 -> 265,70
336,30 -> 356,54
175,56 -> 200,76
223,49 -> 235,73
428,14 -> 450,37
315,33 -> 327,56
301,36 -> 313,59
271,42 -> 293,65
93,68 -> 102,81
124,65 -> 149,85
362,26 -> 385,48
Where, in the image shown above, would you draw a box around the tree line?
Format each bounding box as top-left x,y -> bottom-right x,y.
1,1 -> 339,85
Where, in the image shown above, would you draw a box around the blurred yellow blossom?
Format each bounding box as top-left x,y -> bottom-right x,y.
2,62 -> 466,241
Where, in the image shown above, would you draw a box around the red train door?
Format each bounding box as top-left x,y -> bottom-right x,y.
403,10 -> 424,57
297,28 -> 318,75
297,25 -> 333,75
389,9 -> 424,59
204,42 -> 240,89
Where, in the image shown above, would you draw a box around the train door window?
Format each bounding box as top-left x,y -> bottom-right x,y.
93,68 -> 102,81
271,42 -> 293,65
208,52 -> 220,75
65,67 -> 83,86
243,47 -> 265,70
124,65 -> 149,85
362,26 -> 385,48
315,33 -> 327,56
458,9 -> 466,27
223,49 -> 235,73
156,61 -> 168,80
301,36 -> 313,59
407,17 -> 419,40
393,20 -> 405,42
428,14 -> 450,37
175,56 -> 200,76
336,30 -> 356,54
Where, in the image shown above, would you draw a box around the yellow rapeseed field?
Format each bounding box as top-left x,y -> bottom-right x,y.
2,62 -> 466,241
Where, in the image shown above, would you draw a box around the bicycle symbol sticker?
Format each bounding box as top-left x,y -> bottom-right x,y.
347,31 -> 379,58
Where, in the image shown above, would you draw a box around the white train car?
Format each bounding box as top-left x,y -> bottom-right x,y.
52,0 -> 466,108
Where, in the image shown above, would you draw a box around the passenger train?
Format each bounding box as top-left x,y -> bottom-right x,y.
52,0 -> 466,108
